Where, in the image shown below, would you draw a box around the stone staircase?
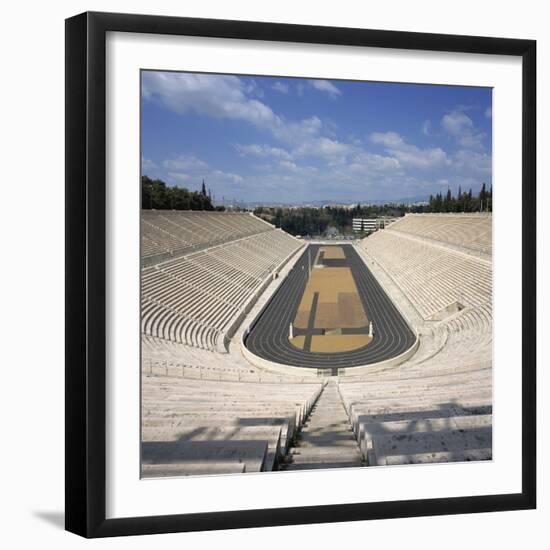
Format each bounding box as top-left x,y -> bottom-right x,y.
279,380 -> 364,471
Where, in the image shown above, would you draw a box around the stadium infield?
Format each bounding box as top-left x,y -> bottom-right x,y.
291,246 -> 371,352
244,244 -> 416,370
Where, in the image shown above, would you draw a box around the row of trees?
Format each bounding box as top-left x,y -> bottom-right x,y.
428,183 -> 492,213
324,203 -> 411,226
142,174 -> 491,235
254,184 -> 491,237
141,176 -> 220,211
254,204 -> 409,237
273,207 -> 332,236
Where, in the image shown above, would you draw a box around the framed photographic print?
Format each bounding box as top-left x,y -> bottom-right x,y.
65,11 -> 536,538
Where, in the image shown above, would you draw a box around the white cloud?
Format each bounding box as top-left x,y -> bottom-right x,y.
485,106 -> 492,118
297,136 -> 351,157
211,170 -> 243,183
144,72 -> 351,168
233,114 -> 352,166
278,160 -> 319,174
310,80 -> 341,98
141,157 -> 157,172
293,136 -> 356,165
142,72 -> 282,131
291,116 -> 323,138
370,131 -> 405,149
272,81 -> 289,94
349,152 -> 402,174
243,79 -> 264,98
458,134 -> 486,150
369,131 -> 450,170
143,72 -> 343,158
270,116 -> 332,155
441,110 -> 485,150
394,148 -> 449,170
162,153 -> 244,188
442,111 -> 473,136
452,150 -> 492,175
163,154 -> 208,172
168,172 -> 191,182
279,160 -> 298,171
235,144 -> 292,160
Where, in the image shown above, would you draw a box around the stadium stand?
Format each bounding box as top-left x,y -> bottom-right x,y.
141,376 -> 324,476
141,212 -> 493,473
140,211 -> 325,475
337,301 -> 492,465
338,379 -> 491,465
359,228 -> 491,321
342,215 -> 492,465
141,227 -> 302,352
387,213 -> 492,257
141,210 -> 274,265
142,334 -> 317,383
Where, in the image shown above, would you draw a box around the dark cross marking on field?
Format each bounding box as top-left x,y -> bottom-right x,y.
341,326 -> 370,335
303,292 -> 320,352
321,258 -> 348,268
294,292 -> 369,351
293,251 -> 372,349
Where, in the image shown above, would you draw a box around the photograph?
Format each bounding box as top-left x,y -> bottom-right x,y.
1,1 -> 541,544
139,70 -> 493,477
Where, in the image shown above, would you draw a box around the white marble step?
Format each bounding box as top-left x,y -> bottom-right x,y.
281,382 -> 364,471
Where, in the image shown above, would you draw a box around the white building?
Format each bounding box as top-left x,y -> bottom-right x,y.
352,218 -> 397,232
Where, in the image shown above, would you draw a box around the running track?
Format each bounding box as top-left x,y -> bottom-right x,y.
244,244 -> 416,370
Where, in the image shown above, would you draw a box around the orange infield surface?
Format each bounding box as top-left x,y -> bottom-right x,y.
290,246 -> 372,353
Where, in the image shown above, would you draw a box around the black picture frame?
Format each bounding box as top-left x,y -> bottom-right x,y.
65,11 -> 536,538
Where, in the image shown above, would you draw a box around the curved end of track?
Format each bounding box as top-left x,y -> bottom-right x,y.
243,244 -> 417,371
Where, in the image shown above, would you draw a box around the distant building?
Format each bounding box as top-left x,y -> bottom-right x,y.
352,218 -> 397,233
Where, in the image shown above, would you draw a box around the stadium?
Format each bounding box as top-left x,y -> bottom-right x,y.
141,210 -> 492,476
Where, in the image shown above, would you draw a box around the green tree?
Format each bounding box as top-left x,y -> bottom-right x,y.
142,175 -> 215,211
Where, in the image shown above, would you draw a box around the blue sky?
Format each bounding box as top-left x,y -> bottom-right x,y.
141,71 -> 492,204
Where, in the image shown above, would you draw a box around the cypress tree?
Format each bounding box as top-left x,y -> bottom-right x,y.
446,188 -> 452,212
480,182 -> 487,202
